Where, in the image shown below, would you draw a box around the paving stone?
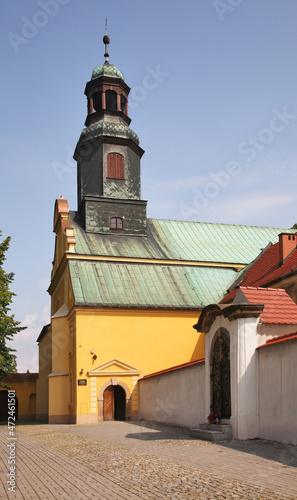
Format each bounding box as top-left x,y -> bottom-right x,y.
0,421 -> 296,499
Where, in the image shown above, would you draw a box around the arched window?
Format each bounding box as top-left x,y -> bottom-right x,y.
107,153 -> 125,179
110,217 -> 124,230
121,95 -> 127,113
106,90 -> 117,111
93,91 -> 102,112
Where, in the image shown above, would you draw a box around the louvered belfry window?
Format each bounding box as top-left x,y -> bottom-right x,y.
107,153 -> 125,179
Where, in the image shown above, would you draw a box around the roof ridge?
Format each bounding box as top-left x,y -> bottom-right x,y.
148,218 -> 292,230
241,286 -> 286,292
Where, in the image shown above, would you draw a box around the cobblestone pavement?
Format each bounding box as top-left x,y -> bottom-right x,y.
0,421 -> 296,499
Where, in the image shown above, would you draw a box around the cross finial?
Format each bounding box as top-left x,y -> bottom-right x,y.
103,18 -> 110,64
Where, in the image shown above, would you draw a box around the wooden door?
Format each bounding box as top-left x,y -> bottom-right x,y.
103,386 -> 114,421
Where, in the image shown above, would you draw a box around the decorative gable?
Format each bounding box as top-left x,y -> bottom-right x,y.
88,359 -> 140,377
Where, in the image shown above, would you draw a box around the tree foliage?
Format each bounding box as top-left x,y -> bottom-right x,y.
0,231 -> 26,387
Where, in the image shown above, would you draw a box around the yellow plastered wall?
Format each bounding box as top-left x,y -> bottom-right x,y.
0,377 -> 37,419
51,268 -> 74,317
36,328 -> 52,420
74,308 -> 204,417
51,315 -> 70,373
47,314 -> 72,422
68,316 -> 77,419
52,280 -> 65,315
48,374 -> 70,423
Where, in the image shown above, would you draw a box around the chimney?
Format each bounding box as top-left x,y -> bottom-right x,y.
279,233 -> 297,265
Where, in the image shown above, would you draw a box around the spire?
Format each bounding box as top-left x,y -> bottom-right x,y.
103,18 -> 110,64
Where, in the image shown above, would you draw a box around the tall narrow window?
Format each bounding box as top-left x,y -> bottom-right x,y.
121,95 -> 127,113
107,153 -> 125,179
110,217 -> 124,230
106,90 -> 117,111
93,91 -> 102,112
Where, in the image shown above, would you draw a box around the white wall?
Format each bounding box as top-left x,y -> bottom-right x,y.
258,340 -> 297,445
139,362 -> 205,429
139,315 -> 297,445
258,322 -> 297,345
231,317 -> 260,440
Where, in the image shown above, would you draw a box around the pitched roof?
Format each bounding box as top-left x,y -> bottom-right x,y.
67,211 -> 295,310
221,244 -> 279,302
221,243 -> 297,303
261,247 -> 297,285
69,260 -> 238,309
234,287 -> 297,324
258,331 -> 297,349
70,211 -> 290,266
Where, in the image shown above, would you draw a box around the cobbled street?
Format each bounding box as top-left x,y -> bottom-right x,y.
0,421 -> 296,499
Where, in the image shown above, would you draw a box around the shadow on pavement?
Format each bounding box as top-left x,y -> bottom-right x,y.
218,439 -> 297,468
124,421 -> 297,467
123,420 -> 192,441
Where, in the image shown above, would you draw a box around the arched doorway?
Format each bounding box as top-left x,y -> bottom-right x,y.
103,385 -> 126,421
211,331 -> 231,418
0,391 -> 18,421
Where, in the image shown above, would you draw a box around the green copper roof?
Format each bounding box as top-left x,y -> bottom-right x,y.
66,213 -> 294,309
69,213 -> 291,265
91,63 -> 124,81
69,260 -> 238,309
79,120 -> 140,145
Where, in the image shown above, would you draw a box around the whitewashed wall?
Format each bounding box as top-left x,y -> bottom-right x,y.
258,340 -> 297,445
139,362 -> 205,429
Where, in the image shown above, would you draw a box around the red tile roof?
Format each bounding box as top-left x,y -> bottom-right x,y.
141,358 -> 205,379
258,331 -> 297,348
4,373 -> 38,380
221,243 -> 297,303
237,287 -> 297,324
261,247 -> 297,285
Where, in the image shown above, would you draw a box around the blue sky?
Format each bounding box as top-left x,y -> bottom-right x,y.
1,0 -> 297,371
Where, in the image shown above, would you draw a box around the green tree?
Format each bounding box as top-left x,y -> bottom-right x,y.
0,231 -> 25,387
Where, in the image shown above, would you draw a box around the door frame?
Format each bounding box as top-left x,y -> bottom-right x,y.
98,379 -> 131,421
210,328 -> 231,419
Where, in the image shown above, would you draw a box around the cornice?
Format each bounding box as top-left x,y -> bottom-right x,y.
194,303 -> 264,333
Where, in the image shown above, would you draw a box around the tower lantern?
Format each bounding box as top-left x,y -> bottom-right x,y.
74,30 -> 147,236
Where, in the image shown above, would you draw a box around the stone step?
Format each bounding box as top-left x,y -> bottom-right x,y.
199,423 -> 232,434
190,423 -> 232,442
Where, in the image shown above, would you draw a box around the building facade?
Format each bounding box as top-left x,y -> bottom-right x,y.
25,34 -> 296,431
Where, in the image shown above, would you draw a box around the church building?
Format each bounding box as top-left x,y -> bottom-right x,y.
35,33 -> 294,426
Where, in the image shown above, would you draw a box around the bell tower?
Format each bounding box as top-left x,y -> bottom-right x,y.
74,30 -> 147,236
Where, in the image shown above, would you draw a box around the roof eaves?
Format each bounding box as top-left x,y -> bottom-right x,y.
74,302 -> 204,311
141,358 -> 205,379
261,268 -> 297,289
36,324 -> 51,343
257,331 -> 297,348
226,242 -> 273,294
